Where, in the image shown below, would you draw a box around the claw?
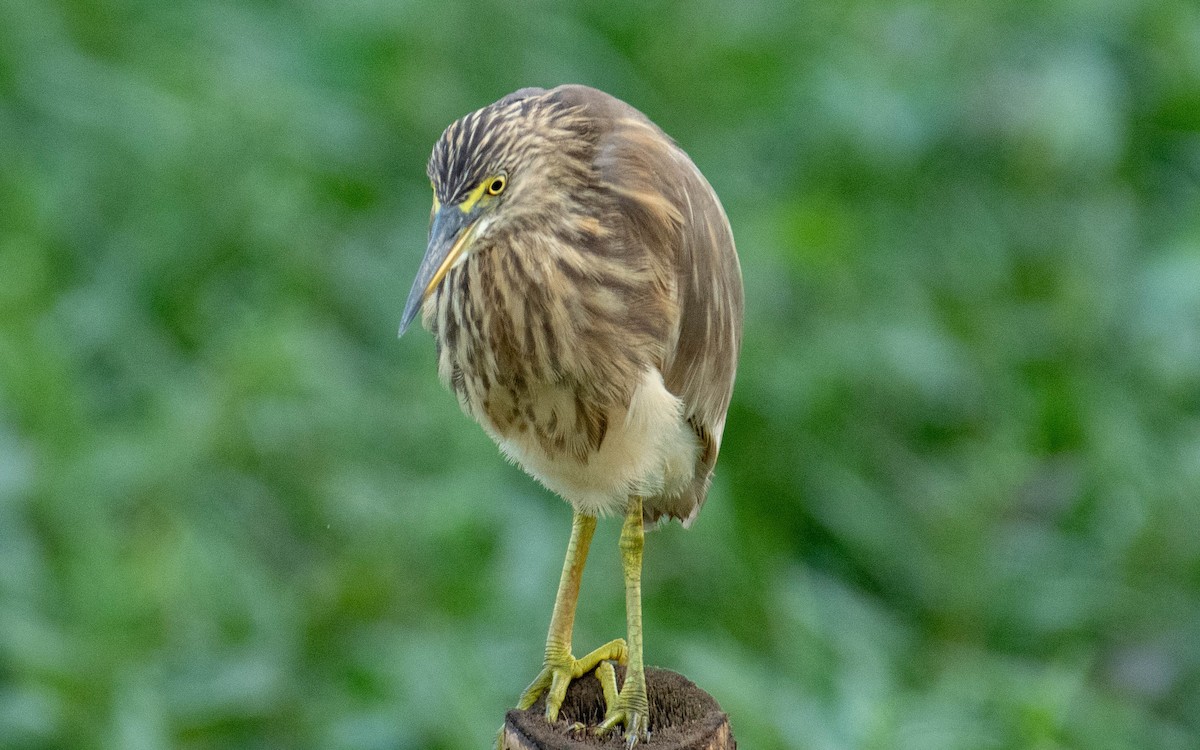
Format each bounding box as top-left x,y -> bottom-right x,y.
595,707 -> 649,748
516,639 -> 628,722
593,665 -> 649,747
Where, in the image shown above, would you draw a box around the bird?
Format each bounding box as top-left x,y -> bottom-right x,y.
399,84 -> 743,746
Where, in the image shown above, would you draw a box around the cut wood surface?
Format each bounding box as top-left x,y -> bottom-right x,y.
501,666 -> 734,749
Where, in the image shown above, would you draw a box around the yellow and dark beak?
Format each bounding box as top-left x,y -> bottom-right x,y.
399,206 -> 480,336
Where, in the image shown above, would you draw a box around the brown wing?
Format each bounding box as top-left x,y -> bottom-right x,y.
653,142 -> 743,523
549,85 -> 744,523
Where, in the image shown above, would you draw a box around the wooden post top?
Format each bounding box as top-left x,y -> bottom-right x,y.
501,666 -> 734,749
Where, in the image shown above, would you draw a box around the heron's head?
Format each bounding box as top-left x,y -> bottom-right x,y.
399,88 -> 594,335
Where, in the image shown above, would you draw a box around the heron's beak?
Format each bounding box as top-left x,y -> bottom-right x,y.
399,207 -> 481,336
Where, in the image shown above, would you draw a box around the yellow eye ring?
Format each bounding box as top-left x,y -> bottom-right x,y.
486,175 -> 507,196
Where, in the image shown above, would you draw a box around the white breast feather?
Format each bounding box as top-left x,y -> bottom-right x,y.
492,369 -> 700,517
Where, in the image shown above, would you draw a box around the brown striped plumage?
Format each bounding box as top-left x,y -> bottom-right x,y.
409,85 -> 742,523
400,84 -> 742,743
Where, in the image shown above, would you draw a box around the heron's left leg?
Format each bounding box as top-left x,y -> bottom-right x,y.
595,495 -> 650,746
517,511 -> 628,721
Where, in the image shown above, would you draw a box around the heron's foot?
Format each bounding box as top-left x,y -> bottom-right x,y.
594,661 -> 650,748
516,639 -> 627,722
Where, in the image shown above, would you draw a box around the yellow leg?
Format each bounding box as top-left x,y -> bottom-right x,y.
595,496 -> 650,746
517,511 -> 628,721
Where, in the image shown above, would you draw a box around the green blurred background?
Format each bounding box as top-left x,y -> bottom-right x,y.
2,0 -> 1199,748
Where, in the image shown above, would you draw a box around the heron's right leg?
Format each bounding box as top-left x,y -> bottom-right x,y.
517,511 -> 628,721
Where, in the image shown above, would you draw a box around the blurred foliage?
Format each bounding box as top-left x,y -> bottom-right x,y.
1,0 -> 1199,748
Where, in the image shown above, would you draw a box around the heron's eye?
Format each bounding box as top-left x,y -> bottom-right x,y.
486,175 -> 507,196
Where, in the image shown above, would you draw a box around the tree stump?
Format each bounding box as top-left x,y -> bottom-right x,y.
501,666 -> 734,749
